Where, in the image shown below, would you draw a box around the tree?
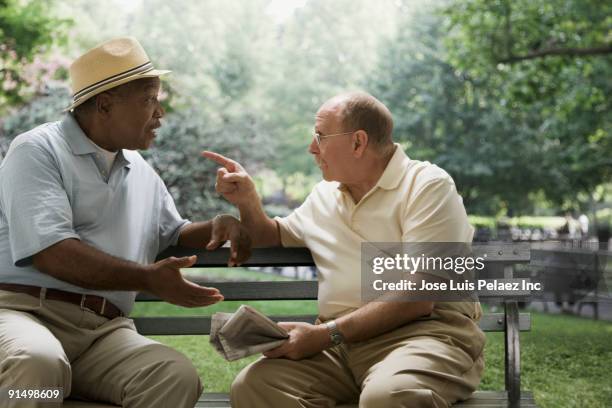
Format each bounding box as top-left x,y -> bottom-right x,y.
0,85 -> 69,159
0,0 -> 71,112
444,0 -> 611,65
369,0 -> 610,214
261,0 -> 400,201
369,3 -> 547,214
443,0 -> 611,211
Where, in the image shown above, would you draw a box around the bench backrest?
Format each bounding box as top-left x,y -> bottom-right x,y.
135,243 -> 532,335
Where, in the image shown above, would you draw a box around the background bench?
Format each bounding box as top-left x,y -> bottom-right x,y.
66,243 -> 537,408
530,243 -> 611,319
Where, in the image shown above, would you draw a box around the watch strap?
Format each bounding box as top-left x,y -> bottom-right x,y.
325,320 -> 344,346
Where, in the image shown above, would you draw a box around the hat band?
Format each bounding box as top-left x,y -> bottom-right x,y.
72,61 -> 154,102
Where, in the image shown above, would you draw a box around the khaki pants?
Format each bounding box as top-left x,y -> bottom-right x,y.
231,306 -> 485,408
0,290 -> 202,408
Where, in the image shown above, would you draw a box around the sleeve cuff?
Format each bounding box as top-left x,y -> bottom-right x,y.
13,233 -> 81,267
273,216 -> 304,247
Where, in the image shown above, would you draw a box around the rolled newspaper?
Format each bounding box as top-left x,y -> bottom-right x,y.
210,305 -> 289,361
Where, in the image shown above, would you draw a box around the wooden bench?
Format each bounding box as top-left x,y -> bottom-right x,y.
530,243 -> 612,319
65,244 -> 537,407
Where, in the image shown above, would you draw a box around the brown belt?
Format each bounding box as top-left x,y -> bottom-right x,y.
0,283 -> 124,320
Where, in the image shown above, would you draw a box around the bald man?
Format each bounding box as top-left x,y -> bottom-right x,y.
204,92 -> 484,408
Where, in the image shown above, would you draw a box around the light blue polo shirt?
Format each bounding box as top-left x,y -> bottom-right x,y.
0,114 -> 190,315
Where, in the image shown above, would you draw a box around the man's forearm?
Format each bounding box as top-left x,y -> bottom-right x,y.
33,238 -> 151,291
334,300 -> 434,343
238,200 -> 280,247
177,220 -> 213,248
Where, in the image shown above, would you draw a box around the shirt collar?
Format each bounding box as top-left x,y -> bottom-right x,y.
61,113 -> 132,168
337,143 -> 409,193
375,143 -> 409,190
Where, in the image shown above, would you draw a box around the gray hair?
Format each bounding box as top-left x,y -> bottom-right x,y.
330,92 -> 394,151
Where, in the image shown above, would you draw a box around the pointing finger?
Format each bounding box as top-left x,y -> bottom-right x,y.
202,151 -> 237,172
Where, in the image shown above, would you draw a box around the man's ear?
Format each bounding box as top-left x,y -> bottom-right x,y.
353,130 -> 368,158
96,93 -> 114,116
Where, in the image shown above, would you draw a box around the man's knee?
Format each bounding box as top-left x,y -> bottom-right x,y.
231,360 -> 266,398
124,345 -> 201,405
1,349 -> 71,387
165,354 -> 202,392
231,359 -> 283,405
154,349 -> 202,396
360,376 -> 448,408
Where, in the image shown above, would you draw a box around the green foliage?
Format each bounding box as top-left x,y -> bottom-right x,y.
369,4 -> 543,213
3,0 -> 610,218
141,105 -> 273,221
210,41 -> 255,102
468,216 -> 497,229
369,0 -> 611,214
0,0 -> 71,110
256,0 -> 398,178
442,0 -> 612,210
0,85 -> 69,157
445,0 -> 611,69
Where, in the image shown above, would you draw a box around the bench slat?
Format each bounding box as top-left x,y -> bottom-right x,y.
192,391 -> 539,408
158,247 -> 316,267
137,281 -> 318,301
471,243 -> 531,262
136,280 -> 536,302
157,244 -> 531,267
133,313 -> 531,336
62,391 -> 538,407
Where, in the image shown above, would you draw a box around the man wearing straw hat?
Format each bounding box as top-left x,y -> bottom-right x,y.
0,37 -> 250,407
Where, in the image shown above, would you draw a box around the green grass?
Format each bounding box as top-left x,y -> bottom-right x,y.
131,299 -> 317,317
468,215 -> 567,230
517,312 -> 612,407
135,300 -> 317,391
183,267 -> 296,282
136,300 -> 612,408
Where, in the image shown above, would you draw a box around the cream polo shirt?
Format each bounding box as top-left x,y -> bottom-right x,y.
275,144 -> 475,320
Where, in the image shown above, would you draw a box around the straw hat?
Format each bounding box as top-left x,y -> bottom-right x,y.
65,37 -> 170,111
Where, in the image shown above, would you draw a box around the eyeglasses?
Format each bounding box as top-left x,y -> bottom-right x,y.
313,131 -> 354,145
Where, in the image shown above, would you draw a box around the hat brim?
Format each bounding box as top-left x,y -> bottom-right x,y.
64,69 -> 171,112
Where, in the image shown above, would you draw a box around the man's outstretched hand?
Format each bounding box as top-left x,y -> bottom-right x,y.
145,255 -> 224,307
202,151 -> 258,207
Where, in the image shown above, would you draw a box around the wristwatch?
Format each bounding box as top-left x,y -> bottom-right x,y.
324,320 -> 345,346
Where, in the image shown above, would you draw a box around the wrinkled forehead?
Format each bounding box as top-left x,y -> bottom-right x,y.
135,77 -> 161,92
315,101 -> 344,130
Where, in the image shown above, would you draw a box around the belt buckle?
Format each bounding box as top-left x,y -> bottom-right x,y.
80,294 -> 110,318
79,294 -> 97,315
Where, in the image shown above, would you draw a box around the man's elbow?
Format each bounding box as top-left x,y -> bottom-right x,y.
417,301 -> 434,317
32,248 -> 53,272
